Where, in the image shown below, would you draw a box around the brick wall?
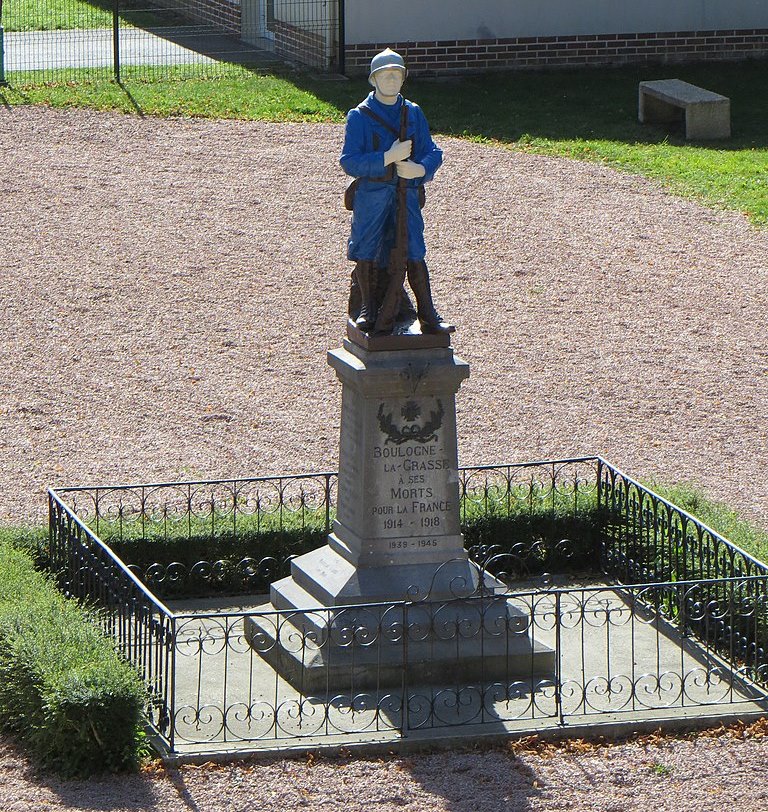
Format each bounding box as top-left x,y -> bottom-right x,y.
274,19 -> 330,69
162,0 -> 241,35
345,30 -> 768,75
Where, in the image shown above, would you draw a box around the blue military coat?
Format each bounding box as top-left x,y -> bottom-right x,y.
340,92 -> 443,262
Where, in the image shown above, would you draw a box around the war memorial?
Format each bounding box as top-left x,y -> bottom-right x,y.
241,48 -> 555,689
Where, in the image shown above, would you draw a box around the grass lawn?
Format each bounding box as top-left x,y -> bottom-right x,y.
2,0 -> 182,31
1,60 -> 767,224
648,482 -> 768,565
3,0 -> 112,31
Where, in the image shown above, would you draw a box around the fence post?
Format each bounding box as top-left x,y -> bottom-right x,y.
48,492 -> 56,568
337,0 -> 345,75
113,0 -> 120,81
595,459 -> 605,571
554,591 -> 564,725
325,474 -> 332,534
169,614 -> 177,752
401,600 -> 409,735
0,25 -> 6,86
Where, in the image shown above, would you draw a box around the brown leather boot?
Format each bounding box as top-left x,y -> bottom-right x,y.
347,270 -> 361,322
353,260 -> 378,332
407,261 -> 455,334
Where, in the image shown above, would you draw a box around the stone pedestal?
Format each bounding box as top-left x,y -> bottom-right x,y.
245,339 -> 554,690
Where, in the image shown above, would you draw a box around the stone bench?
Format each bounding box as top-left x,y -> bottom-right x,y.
638,79 -> 731,140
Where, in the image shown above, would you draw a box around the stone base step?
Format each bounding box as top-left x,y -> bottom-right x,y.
244,601 -> 556,692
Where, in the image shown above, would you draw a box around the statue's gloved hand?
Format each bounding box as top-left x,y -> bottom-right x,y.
395,160 -> 426,179
384,139 -> 413,165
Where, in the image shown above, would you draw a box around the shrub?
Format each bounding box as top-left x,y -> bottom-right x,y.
0,542 -> 146,777
650,481 -> 768,563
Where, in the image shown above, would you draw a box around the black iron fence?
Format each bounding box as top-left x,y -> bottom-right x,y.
0,0 -> 343,83
48,498 -> 175,737
48,457 -> 768,754
599,464 -> 768,583
159,575 -> 768,747
51,458 -> 601,599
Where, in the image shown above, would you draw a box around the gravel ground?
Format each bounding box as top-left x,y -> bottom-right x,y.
1,106 -> 767,528
0,105 -> 767,807
1,724 -> 768,811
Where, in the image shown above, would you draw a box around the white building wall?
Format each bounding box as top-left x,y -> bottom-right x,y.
345,0 -> 768,44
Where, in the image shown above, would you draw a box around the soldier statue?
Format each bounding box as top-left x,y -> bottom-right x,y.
340,48 -> 454,336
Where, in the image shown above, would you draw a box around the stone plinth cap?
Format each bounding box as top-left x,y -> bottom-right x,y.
328,342 -> 469,398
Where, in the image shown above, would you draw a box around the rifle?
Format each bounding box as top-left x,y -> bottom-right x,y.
373,102 -> 409,334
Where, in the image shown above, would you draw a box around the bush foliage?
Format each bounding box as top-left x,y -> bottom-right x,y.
101,487 -> 601,598
0,541 -> 146,777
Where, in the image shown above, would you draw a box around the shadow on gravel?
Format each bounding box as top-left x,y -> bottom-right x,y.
5,744 -> 163,812
399,749 -> 540,812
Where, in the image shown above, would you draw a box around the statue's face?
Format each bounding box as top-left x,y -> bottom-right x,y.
373,68 -> 405,99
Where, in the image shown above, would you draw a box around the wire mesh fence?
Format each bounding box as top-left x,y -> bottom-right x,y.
0,0 -> 342,83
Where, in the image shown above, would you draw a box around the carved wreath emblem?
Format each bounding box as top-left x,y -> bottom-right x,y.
377,399 -> 444,445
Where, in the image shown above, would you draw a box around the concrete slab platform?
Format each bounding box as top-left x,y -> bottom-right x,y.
163,582 -> 768,757
4,26 -> 282,72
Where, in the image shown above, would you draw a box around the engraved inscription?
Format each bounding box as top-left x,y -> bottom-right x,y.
389,538 -> 439,550
368,395 -> 458,542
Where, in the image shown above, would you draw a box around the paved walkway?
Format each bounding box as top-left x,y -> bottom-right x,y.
4,26 -> 281,72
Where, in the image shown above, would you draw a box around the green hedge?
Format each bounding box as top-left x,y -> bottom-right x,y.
0,541 -> 146,777
103,493 -> 602,599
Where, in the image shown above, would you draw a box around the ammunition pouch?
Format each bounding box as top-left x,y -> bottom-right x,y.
344,178 -> 359,211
